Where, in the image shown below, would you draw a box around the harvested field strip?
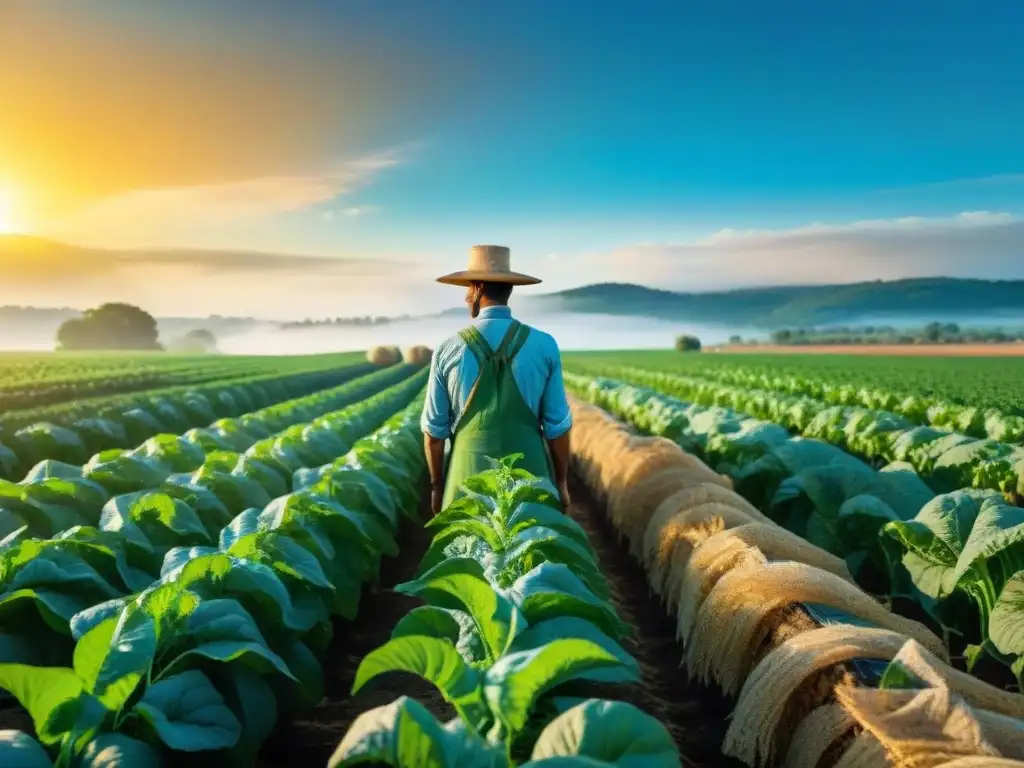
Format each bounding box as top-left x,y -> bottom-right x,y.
566,394 -> 1024,767
563,369 -> 1024,692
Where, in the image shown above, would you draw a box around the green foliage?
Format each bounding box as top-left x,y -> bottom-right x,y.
0,368 -> 431,764
56,304 -> 162,352
332,460 -> 678,767
673,335 -> 701,353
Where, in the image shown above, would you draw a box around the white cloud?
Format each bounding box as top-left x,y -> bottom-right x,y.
43,147 -> 405,247
342,205 -> 380,217
583,210 -> 1024,290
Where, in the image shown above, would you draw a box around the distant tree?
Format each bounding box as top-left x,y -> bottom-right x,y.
56,303 -> 162,351
168,328 -> 218,353
922,322 -> 943,343
771,329 -> 793,344
942,322 -> 961,336
728,335 -> 743,345
675,334 -> 702,352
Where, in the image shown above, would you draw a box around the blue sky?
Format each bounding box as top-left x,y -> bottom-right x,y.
3,0 -> 1023,317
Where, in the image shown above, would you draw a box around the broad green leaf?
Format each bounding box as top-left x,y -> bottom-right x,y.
162,598 -> 296,680
133,669 -> 242,751
84,454 -> 170,496
504,563 -> 628,640
225,530 -> 334,591
277,640 -> 324,711
13,424 -> 88,467
0,664 -> 84,745
213,666 -> 278,763
509,618 -> 638,683
530,699 -> 680,767
506,504 -> 590,550
392,606 -> 487,665
0,730 -> 53,768
327,696 -> 506,768
396,559 -> 519,661
131,434 -> 206,473
77,733 -> 162,768
990,571 -> 1024,656
99,492 -> 211,553
352,636 -> 481,707
482,640 -> 627,736
175,553 -> 327,635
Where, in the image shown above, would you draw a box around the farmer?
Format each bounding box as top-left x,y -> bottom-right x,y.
421,245 -> 573,516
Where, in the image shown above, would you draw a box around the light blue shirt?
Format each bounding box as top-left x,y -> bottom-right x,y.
420,305 -> 573,441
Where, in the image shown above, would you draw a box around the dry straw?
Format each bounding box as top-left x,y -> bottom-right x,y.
564,392 -> 1024,768
675,525 -> 855,642
830,640 -> 1024,768
781,703 -> 857,768
366,345 -> 402,365
401,345 -> 433,365
832,731 -> 893,768
723,625 -> 915,765
687,560 -> 946,694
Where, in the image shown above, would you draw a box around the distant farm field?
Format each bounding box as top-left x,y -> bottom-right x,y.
564,348 -> 1024,414
714,342 -> 1024,356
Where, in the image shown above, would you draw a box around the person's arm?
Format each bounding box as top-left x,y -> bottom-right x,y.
425,434 -> 446,496
539,338 -> 573,509
420,348 -> 452,515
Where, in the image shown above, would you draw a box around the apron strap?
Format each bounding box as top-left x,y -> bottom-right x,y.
504,323 -> 531,361
493,320 -> 523,362
458,326 -> 492,365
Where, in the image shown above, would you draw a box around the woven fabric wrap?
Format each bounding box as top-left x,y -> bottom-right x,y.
834,640 -> 1024,767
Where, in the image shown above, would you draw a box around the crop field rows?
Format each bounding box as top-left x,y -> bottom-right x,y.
0,354 -> 374,477
566,350 -> 1024,418
0,358 -> 433,766
3,347 -> 1024,768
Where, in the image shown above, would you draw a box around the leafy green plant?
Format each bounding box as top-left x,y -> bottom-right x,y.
336,459 -> 677,767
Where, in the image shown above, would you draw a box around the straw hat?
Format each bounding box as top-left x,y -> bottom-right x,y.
436,245 -> 541,286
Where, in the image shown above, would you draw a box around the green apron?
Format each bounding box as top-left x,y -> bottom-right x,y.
442,319 -> 554,507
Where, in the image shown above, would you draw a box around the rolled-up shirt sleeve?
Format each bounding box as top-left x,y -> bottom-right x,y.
540,339 -> 573,439
420,347 -> 452,439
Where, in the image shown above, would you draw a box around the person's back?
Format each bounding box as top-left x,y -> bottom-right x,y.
421,245 -> 573,515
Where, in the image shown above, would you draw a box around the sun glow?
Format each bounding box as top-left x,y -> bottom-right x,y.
0,187 -> 17,234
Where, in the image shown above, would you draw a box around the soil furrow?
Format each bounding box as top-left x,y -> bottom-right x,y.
565,476 -> 742,768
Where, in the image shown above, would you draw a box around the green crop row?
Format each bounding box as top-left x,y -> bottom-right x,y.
564,370 -> 1024,690
565,350 -> 1024,420
0,360 -> 389,475
566,361 -> 1024,496
328,456 -> 682,768
0,355 -> 361,413
0,374 -> 429,766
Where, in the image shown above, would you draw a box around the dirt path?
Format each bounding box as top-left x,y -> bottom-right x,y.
565,477 -> 741,768
259,504 -> 451,766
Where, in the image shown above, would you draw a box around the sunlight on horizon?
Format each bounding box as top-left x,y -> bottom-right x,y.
0,186 -> 18,235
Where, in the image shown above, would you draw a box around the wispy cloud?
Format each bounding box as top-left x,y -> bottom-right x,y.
569,211 -> 1024,290
43,147 -> 407,248
341,205 -> 380,217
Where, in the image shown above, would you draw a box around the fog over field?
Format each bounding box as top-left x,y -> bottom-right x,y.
3,306 -> 1024,354
217,310 -> 761,355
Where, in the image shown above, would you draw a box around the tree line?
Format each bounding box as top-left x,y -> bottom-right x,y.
56,303 -> 217,353
729,322 -> 1024,347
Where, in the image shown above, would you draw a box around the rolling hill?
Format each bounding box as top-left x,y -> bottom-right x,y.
521,278 -> 1024,327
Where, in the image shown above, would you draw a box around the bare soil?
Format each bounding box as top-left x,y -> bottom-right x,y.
712,343 -> 1024,356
